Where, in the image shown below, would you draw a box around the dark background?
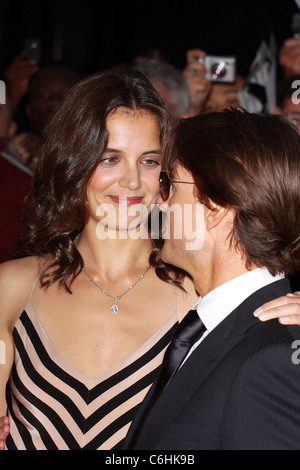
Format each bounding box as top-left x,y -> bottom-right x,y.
0,0 -> 298,78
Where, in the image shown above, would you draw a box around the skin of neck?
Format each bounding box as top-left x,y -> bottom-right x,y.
192,243 -> 251,298
76,221 -> 153,282
188,207 -> 256,298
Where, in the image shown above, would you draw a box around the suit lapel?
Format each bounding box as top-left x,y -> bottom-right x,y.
130,307 -> 243,448
127,278 -> 291,449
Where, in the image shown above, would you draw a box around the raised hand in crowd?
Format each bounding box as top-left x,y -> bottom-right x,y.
182,48 -> 211,116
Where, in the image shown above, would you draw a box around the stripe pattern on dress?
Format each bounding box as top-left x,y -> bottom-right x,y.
5,306 -> 178,450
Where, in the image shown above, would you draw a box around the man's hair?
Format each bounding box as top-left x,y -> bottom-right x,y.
162,108 -> 300,276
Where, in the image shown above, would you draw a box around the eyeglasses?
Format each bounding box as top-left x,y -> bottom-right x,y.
159,170 -> 194,201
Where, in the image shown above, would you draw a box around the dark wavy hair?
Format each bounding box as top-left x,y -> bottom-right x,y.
21,66 -> 184,291
162,108 -> 300,276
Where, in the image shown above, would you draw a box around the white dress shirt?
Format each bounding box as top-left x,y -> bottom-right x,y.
183,267 -> 285,363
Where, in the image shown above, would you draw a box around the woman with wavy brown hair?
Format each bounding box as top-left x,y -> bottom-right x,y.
0,66 -> 199,450
0,67 -> 300,450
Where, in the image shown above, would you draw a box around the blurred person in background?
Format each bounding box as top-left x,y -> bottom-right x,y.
182,48 -> 212,116
133,59 -> 191,121
182,48 -> 245,115
4,52 -> 78,169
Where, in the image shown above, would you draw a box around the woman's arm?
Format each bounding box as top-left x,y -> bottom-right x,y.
0,267 -> 16,450
0,257 -> 39,449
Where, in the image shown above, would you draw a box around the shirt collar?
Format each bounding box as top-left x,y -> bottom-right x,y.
194,268 -> 285,333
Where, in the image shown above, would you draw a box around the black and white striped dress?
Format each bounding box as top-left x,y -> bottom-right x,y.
5,304 -> 178,450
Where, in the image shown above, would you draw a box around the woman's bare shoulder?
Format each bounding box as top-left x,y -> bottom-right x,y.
0,256 -> 40,284
0,257 -> 41,328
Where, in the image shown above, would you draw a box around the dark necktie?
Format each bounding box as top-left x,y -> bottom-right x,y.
152,308 -> 207,396
128,309 -> 206,448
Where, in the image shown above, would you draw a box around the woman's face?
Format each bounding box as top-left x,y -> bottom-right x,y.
87,107 -> 162,236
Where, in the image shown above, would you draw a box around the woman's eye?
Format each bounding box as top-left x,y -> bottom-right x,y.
100,156 -> 118,165
141,158 -> 160,167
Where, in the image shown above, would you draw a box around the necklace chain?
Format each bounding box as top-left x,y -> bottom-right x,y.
82,264 -> 151,314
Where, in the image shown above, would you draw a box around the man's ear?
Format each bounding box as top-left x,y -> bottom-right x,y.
204,201 -> 232,230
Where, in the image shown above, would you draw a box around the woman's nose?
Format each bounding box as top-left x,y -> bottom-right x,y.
119,165 -> 141,190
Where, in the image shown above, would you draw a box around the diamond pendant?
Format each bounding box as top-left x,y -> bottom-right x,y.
110,302 -> 119,314
82,265 -> 151,315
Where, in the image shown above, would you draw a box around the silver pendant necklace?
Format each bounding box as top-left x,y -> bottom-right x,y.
82,264 -> 151,314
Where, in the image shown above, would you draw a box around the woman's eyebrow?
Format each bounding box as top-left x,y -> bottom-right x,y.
103,148 -> 161,155
103,147 -> 122,153
142,150 -> 161,156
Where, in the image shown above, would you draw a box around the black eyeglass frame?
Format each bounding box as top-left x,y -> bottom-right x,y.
159,170 -> 194,201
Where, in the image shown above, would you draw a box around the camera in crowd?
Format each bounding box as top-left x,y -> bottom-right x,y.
195,55 -> 236,83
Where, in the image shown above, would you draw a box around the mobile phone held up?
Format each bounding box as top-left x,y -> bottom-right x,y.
25,37 -> 41,64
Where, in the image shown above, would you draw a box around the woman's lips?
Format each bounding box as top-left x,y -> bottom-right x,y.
108,195 -> 144,206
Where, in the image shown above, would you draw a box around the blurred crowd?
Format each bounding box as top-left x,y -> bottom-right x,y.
1,33 -> 300,266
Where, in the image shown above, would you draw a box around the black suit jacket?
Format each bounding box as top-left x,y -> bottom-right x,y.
124,278 -> 300,450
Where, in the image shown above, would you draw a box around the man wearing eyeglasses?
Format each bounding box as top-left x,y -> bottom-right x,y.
124,108 -> 300,450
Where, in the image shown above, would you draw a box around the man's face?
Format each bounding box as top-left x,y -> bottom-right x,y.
158,164 -> 205,271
